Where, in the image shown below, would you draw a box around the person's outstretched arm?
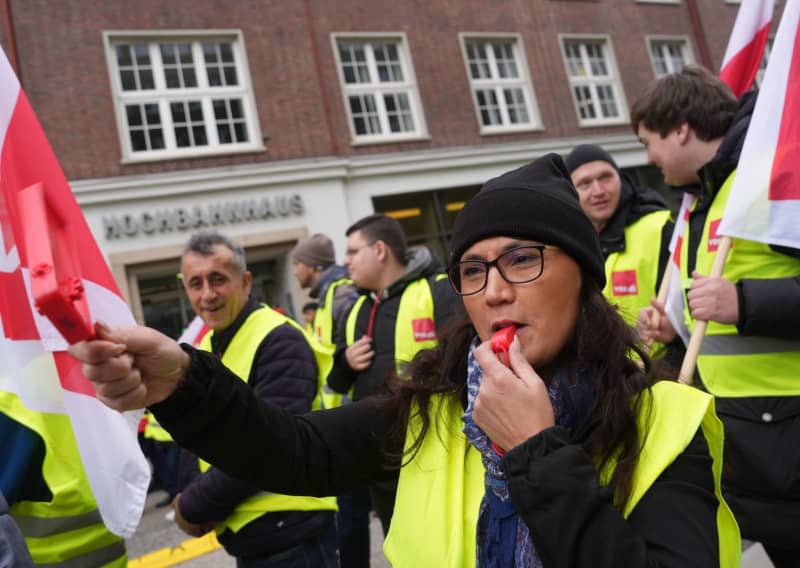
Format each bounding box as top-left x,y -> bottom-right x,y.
69,324 -> 402,497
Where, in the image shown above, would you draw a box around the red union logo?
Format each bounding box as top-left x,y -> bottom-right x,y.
708,219 -> 721,252
412,318 -> 436,342
611,270 -> 638,296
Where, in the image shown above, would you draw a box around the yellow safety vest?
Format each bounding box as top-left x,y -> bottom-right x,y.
345,275 -> 445,375
384,381 -> 740,567
1,392 -> 126,567
314,277 -> 352,409
143,410 -> 173,442
603,209 -> 672,327
198,306 -> 337,534
680,172 -> 800,397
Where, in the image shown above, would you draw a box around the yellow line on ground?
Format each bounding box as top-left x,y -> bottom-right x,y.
128,532 -> 222,568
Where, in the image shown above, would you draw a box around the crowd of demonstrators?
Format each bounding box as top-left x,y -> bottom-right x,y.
70,153 -> 739,568
565,145 -> 684,367
633,65 -> 800,568
0,392 -> 128,565
327,213 -> 462,534
291,232 -> 366,567
170,231 -> 338,567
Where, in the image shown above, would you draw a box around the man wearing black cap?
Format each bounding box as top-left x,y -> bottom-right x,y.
565,144 -> 674,330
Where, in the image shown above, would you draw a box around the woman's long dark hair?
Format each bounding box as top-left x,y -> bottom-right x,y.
385,280 -> 670,511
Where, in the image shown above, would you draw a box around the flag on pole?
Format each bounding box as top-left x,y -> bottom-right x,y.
719,0 -> 800,248
664,193 -> 695,346
0,47 -> 149,537
720,0 -> 775,97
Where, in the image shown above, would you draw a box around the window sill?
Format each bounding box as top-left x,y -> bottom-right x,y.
349,134 -> 432,147
119,143 -> 267,165
478,125 -> 544,136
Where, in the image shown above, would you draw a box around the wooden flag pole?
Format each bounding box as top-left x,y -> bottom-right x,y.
646,258 -> 673,351
678,235 -> 734,384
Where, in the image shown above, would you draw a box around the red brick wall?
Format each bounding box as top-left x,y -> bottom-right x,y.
1,0 -> 742,181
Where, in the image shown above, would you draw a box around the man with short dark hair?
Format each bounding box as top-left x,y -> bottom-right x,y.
172,230 -> 338,567
328,213 -> 460,532
565,144 -> 673,329
633,65 -> 800,567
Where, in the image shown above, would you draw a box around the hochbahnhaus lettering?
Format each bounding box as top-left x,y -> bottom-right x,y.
103,194 -> 304,240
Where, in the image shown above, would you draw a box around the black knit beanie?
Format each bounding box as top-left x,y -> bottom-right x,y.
564,144 -> 619,174
450,153 -> 606,289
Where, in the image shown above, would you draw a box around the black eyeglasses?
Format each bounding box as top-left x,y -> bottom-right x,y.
448,245 -> 546,296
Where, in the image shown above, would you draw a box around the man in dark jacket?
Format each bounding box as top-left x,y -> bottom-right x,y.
566,144 -> 673,328
173,231 -> 337,567
328,213 -> 461,532
633,65 -> 800,568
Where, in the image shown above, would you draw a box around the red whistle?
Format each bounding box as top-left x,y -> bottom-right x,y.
489,325 -> 516,457
491,324 -> 517,368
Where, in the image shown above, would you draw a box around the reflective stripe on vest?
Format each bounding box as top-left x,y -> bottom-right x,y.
603,209 -> 671,326
345,275 -> 443,374
0,392 -> 127,566
198,306 -> 337,534
680,171 -> 800,397
315,278 -> 353,409
384,381 -> 740,567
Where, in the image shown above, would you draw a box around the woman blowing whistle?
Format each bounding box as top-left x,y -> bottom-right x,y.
70,154 -> 739,567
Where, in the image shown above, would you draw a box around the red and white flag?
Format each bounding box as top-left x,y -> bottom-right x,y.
664,193 -> 695,346
178,315 -> 210,346
0,48 -> 149,536
720,0 -> 775,97
720,0 -> 800,248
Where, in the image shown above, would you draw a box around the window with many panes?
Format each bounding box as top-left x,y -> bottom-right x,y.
460,35 -> 542,133
105,32 -> 262,161
560,36 -> 627,126
332,34 -> 427,144
647,37 -> 694,77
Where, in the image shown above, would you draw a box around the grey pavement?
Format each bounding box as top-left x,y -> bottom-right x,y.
127,490 -> 390,567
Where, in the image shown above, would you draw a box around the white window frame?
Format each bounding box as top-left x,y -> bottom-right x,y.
646,35 -> 696,77
559,34 -> 628,127
104,30 -> 264,163
331,32 -> 428,145
458,33 -> 543,135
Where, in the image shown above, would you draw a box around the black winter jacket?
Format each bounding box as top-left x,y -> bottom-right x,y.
177,298 -> 333,559
152,348 -> 723,567
327,247 -> 462,401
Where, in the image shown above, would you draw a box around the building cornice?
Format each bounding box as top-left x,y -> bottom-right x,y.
71,133 -> 647,206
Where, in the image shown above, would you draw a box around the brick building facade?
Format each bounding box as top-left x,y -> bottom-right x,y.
0,0 -> 760,336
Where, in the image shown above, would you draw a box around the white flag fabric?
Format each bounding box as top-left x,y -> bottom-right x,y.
720,0 -> 800,248
720,0 -> 775,97
178,315 -> 210,346
664,194 -> 695,346
0,47 -> 149,537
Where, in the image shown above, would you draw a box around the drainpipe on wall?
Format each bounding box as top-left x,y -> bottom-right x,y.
685,0 -> 714,70
1,0 -> 21,83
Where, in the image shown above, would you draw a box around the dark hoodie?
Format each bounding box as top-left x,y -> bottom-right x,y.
327,247 -> 461,401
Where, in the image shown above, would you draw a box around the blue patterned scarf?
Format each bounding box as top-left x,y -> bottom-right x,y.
462,338 -> 593,567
